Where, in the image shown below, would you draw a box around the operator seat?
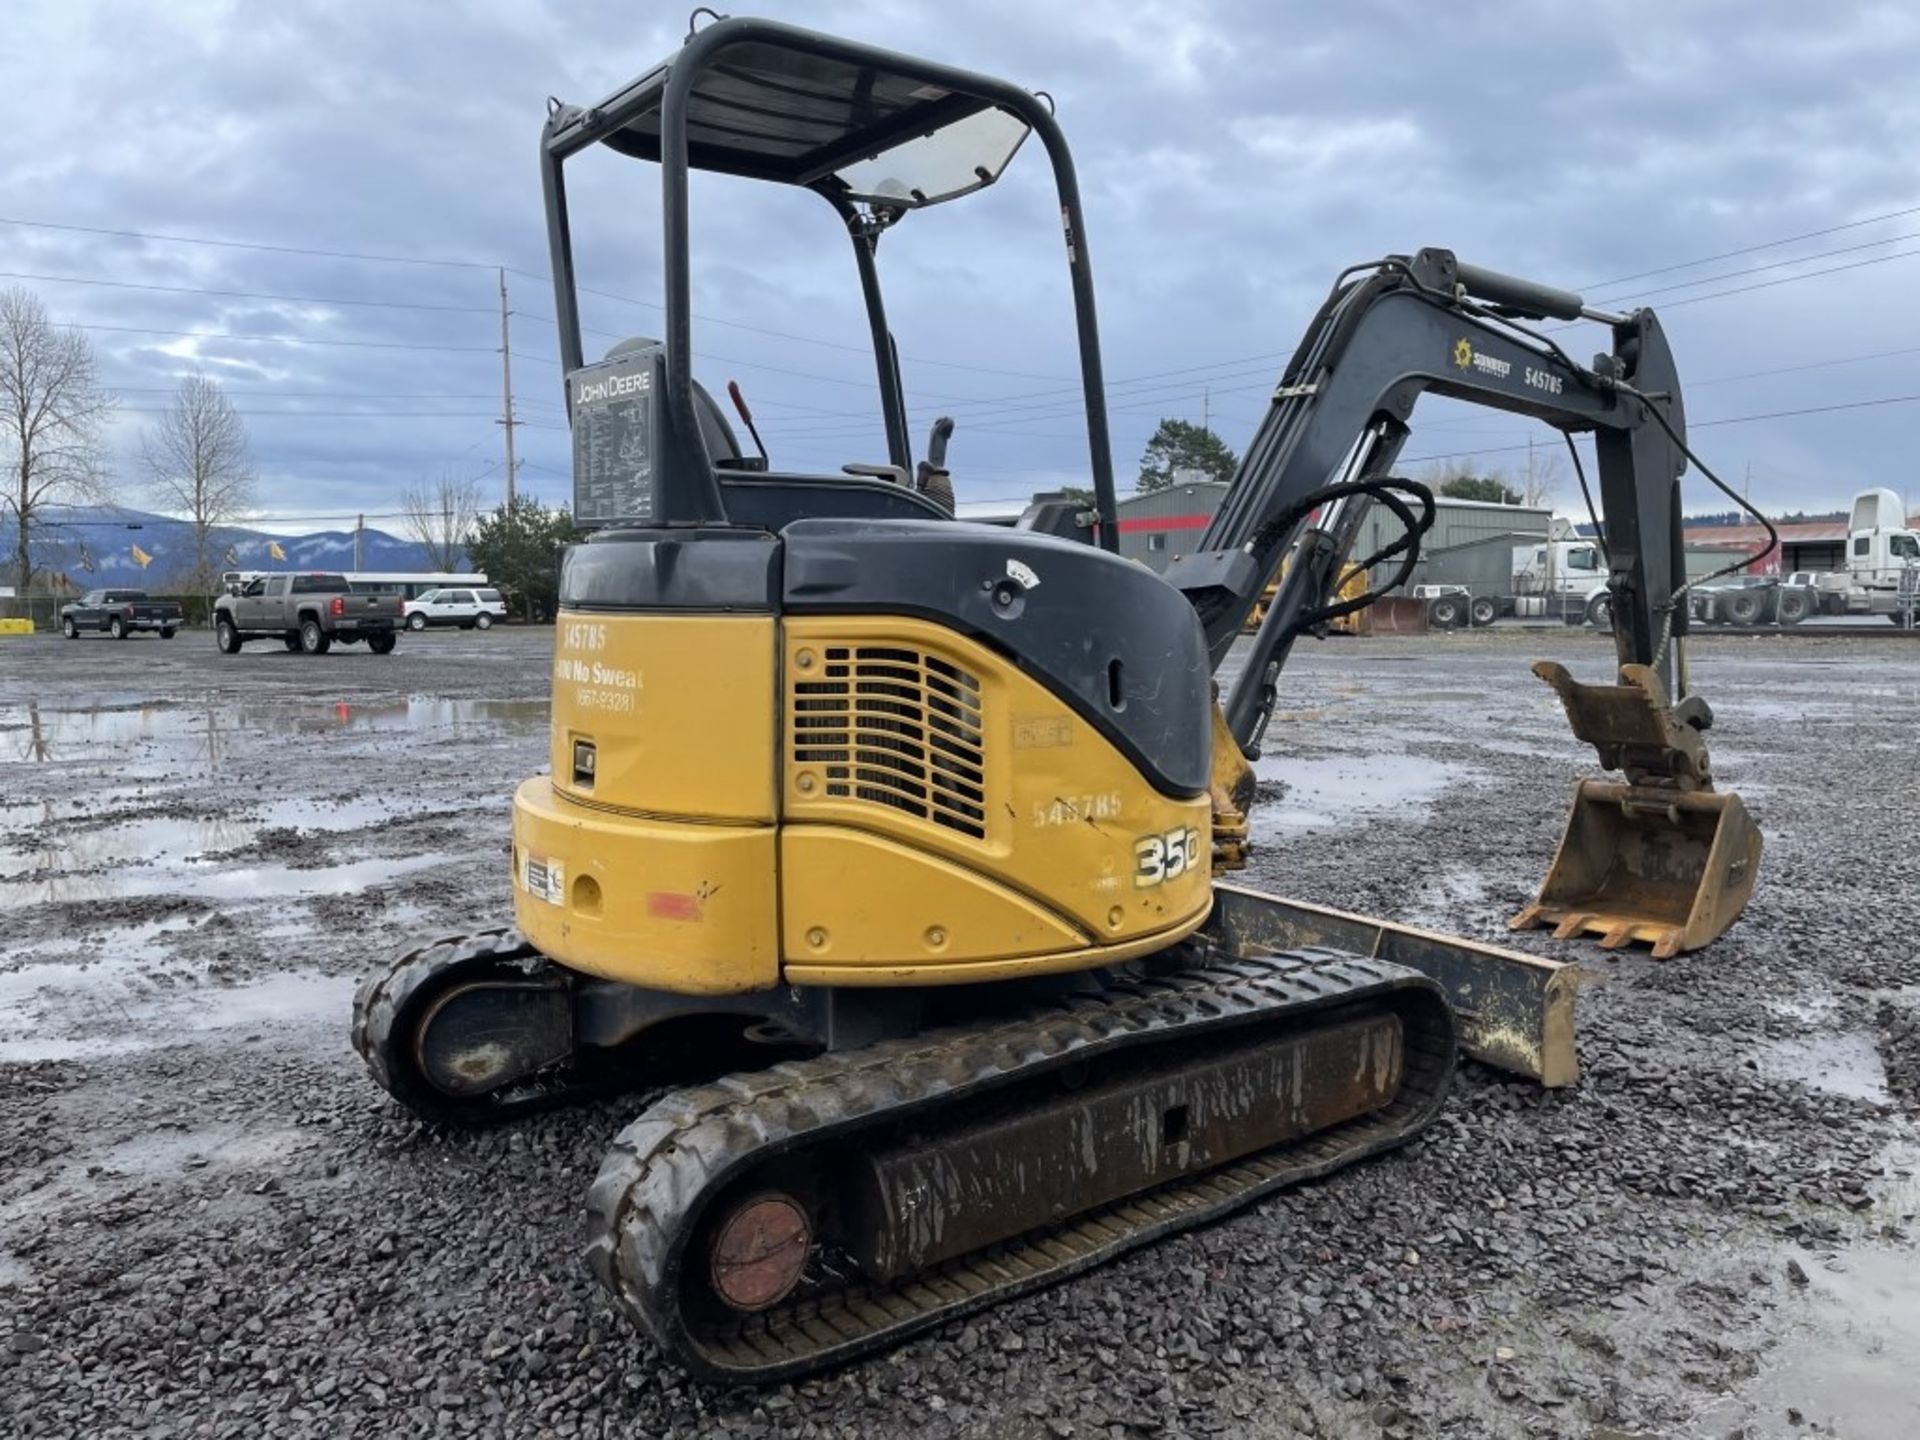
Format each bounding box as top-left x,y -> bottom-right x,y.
594,337 -> 944,529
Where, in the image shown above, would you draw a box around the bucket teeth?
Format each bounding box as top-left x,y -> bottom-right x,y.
1516,664 -> 1762,959
1548,913 -> 1593,941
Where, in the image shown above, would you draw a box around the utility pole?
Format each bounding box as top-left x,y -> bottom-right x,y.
498,268 -> 519,507
353,513 -> 365,571
1202,385 -> 1211,434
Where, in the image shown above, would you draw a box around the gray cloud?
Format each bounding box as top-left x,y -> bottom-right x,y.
4,0 -> 1917,526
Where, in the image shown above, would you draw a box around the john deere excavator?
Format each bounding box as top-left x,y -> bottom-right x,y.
353,15 -> 1760,1382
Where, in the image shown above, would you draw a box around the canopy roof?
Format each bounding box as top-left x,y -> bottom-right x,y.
549,33 -> 1031,207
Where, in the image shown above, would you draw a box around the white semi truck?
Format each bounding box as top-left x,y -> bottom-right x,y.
1809,487 -> 1918,624
1510,537 -> 1613,625
1691,488 -> 1918,628
1412,538 -> 1613,628
1414,490 -> 1917,630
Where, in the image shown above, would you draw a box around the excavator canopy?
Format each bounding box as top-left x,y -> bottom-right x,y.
577,37 -> 1033,207
538,14 -> 1121,537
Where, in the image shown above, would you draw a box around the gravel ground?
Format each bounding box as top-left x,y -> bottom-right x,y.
1,624 -> 1915,1439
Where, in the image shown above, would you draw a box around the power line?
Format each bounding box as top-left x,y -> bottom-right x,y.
73,322 -> 495,354
117,408 -> 502,418
1657,245 -> 1920,310
107,385 -> 508,399
1589,230 -> 1920,305
1693,392 -> 1920,427
0,269 -> 494,314
0,215 -> 495,270
18,202 -> 1919,516
1689,344 -> 1920,387
1543,246 -> 1920,335
769,361 -> 1285,436
1579,201 -> 1920,290
527,290 -> 1078,382
1,216 -> 1075,381
1398,391 -> 1920,467
3,221 -> 1283,415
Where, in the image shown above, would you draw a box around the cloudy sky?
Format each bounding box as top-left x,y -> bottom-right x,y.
5,0 -> 1918,533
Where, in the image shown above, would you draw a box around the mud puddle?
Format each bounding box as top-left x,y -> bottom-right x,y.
1765,982 -> 1842,1027
0,852 -> 448,909
0,695 -> 547,766
1397,865 -> 1494,931
1252,751 -> 1467,835
1692,1242 -> 1920,1437
0,794 -> 440,878
12,1122 -> 308,1204
0,790 -> 159,826
1753,1030 -> 1890,1105
0,814 -> 256,876
0,968 -> 351,1063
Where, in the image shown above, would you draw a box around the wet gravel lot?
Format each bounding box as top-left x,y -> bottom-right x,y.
1,624 -> 1916,1439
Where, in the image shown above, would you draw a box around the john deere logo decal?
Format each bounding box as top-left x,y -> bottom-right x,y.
1452,336 -> 1512,379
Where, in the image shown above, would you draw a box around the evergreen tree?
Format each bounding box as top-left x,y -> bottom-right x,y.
1137,419 -> 1238,492
465,496 -> 580,622
1436,473 -> 1522,505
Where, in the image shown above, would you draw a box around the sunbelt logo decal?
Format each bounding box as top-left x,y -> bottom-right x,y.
1452,337 -> 1511,379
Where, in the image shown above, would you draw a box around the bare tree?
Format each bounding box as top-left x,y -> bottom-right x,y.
1520,441 -> 1564,509
402,472 -> 484,572
0,288 -> 115,593
142,375 -> 256,591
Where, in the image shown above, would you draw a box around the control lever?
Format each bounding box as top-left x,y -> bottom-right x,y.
916,416 -> 955,514
842,462 -> 911,485
726,380 -> 769,465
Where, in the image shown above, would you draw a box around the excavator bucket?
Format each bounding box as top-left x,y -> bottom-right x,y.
1512,661 -> 1762,959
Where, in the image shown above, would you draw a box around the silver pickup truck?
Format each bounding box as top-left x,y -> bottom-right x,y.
213,573 -> 402,655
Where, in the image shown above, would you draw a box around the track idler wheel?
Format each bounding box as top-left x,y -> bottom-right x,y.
351,929 -> 581,1123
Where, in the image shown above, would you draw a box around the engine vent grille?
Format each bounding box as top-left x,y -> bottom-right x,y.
792,644 -> 988,839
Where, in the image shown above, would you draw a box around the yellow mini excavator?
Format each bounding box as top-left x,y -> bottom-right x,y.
353,15 -> 1760,1383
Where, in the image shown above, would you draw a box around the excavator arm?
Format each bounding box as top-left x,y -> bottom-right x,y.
1172,248 -> 1759,959
1166,248 -> 1687,733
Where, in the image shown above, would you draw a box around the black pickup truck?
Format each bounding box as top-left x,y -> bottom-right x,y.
213,573 -> 402,655
59,589 -> 184,640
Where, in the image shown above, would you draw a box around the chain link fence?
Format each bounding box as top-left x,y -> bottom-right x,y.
0,589 -> 220,631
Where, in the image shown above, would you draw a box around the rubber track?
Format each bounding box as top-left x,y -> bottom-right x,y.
584,947 -> 1456,1384
350,928 -> 587,1124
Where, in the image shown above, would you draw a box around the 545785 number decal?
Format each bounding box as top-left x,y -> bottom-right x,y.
1134,827 -> 1202,888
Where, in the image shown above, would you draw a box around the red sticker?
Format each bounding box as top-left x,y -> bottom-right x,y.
647,891 -> 702,921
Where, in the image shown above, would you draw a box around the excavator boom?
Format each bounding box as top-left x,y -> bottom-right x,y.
1163,247 -> 1760,959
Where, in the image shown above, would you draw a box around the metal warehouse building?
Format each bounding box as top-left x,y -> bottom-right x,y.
1362,497 -> 1552,591
1116,484 -> 1557,586
1115,483 -> 1231,572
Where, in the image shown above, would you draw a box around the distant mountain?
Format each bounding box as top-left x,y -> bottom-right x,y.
4,506 -> 464,588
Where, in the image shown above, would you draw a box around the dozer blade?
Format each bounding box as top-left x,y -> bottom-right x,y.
1204,884 -> 1579,1087
1514,661 -> 1762,959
